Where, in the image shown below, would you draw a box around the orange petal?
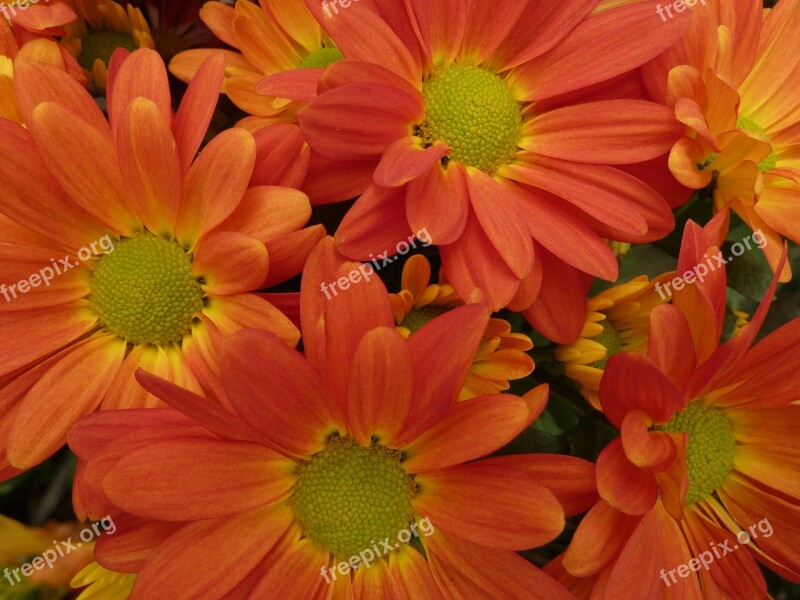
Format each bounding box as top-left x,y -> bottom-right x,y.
405,160 -> 469,245
108,49 -> 172,141
425,531 -> 574,599
220,329 -> 335,456
194,232 -> 269,295
116,97 -> 180,235
414,463 -> 564,550
563,499 -> 639,577
620,409 -> 677,471
346,327 -> 411,445
395,304 -> 489,445
173,52 -> 225,175
374,137 -> 449,188
217,185 -> 311,242
133,504 -> 292,599
104,437 -> 295,520
7,335 -> 125,469
402,394 -> 530,472
205,293 -> 300,345
29,102 -> 138,233
596,437 -> 659,515
175,128 -> 256,247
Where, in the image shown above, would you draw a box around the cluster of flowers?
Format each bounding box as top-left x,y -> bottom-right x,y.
0,0 -> 799,599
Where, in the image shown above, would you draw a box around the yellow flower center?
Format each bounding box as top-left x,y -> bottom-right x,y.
736,116 -> 777,172
78,31 -> 138,70
400,306 -> 449,334
292,436 -> 417,558
89,233 -> 204,346
657,401 -> 736,505
419,65 -> 521,173
589,321 -> 623,369
299,46 -> 343,69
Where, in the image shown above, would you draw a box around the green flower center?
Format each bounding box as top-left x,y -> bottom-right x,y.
292,436 -> 417,559
89,233 -> 204,346
419,65 -> 521,173
78,31 -> 138,71
299,46 -> 343,69
736,116 -> 777,172
588,321 -> 623,369
657,401 -> 736,505
399,306 -> 449,334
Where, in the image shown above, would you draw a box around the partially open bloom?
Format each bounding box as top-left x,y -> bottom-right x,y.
66,237 -> 589,599
0,515 -> 95,593
295,0 -> 691,341
555,273 -> 671,410
551,221 -> 800,598
62,0 -> 155,89
0,48 -> 323,479
644,0 -> 800,281
391,254 -> 534,400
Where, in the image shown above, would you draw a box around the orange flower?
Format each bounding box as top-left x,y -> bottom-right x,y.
552,221 -> 800,598
391,254 -> 534,400
0,48 -> 323,479
293,0 -> 691,341
555,273 -> 672,410
66,238 -> 596,600
169,0 -> 375,205
645,0 -> 800,281
171,0 -> 339,129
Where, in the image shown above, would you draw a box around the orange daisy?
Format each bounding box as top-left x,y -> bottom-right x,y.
294,0 -> 692,341
644,0 -> 800,281
555,273 -> 672,410
65,237 -> 596,599
169,0 -> 375,205
0,48 -> 323,479
61,0 -> 155,89
391,254 -> 534,400
550,221 -> 800,598
171,0 -> 340,129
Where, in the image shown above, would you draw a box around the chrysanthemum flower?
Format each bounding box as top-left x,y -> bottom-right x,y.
169,0 -> 374,204
170,0 -> 341,129
0,0 -> 75,34
66,237 -> 596,600
644,0 -> 800,281
61,0 -> 155,89
552,221 -> 800,598
73,560 -> 136,599
0,23 -> 85,124
293,0 -> 691,341
555,273 -> 671,410
0,48 -> 322,479
391,254 -> 534,400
